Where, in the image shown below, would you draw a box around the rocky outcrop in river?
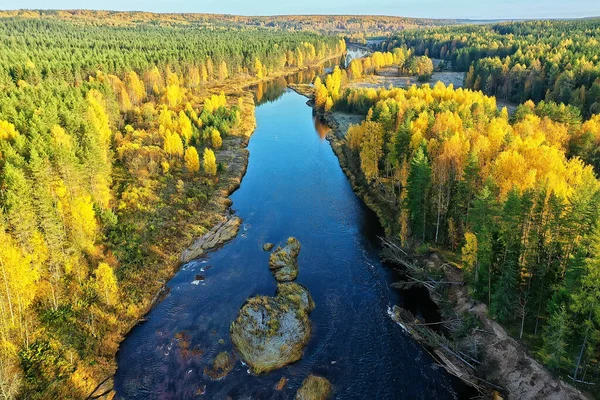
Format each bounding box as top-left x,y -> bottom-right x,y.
295,375 -> 332,400
269,237 -> 301,282
180,216 -> 242,263
262,242 -> 274,251
230,237 -> 314,373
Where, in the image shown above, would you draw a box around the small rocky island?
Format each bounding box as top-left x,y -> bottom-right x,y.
268,237 -> 301,281
230,237 -> 314,373
296,374 -> 332,400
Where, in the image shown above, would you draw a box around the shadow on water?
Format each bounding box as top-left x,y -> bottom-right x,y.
114,46 -> 476,399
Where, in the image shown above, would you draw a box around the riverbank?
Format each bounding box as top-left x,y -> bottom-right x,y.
386,249 -> 589,399
292,83 -> 589,399
88,91 -> 256,399
89,52 -> 348,399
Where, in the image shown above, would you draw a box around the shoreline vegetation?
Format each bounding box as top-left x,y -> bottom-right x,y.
295,21 -> 600,396
292,83 -> 590,399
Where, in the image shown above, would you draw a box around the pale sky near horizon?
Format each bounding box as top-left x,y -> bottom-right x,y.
1,0 -> 599,20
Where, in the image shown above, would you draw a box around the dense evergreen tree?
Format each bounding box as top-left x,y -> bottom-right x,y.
406,147 -> 432,241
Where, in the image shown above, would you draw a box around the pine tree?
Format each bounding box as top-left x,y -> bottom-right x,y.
452,152 -> 480,232
3,163 -> 38,250
570,236 -> 600,381
491,257 -> 520,323
468,186 -> 499,303
491,189 -> 523,322
393,120 -> 412,164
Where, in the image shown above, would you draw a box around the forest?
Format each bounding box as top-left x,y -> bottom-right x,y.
315,72 -> 600,389
382,19 -> 600,118
3,6 -> 600,399
0,14 -> 345,399
0,10 -> 458,36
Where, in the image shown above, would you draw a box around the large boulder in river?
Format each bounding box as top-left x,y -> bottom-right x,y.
230,282 -> 314,373
295,375 -> 332,400
269,237 -> 301,282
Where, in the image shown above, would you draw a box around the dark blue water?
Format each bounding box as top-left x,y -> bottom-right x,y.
114,77 -> 466,399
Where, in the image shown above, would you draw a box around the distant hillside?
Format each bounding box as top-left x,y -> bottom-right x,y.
0,9 -> 461,36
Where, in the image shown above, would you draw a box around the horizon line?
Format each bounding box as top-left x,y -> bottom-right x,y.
3,8 -> 600,21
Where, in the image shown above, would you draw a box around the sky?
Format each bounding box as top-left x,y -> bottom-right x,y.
1,0 -> 599,20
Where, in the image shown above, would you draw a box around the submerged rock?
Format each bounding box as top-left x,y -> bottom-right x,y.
262,243 -> 274,251
230,282 -> 314,373
295,375 -> 332,400
204,351 -> 235,380
275,376 -> 288,391
269,237 -> 301,282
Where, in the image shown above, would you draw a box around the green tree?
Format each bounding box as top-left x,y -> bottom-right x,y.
405,147 -> 432,242
539,305 -> 570,372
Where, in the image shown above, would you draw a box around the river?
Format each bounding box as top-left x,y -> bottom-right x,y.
114,53 -> 471,399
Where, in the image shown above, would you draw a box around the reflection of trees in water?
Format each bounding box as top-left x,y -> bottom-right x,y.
287,68 -> 319,85
312,114 -> 331,140
251,55 -> 347,106
253,77 -> 288,105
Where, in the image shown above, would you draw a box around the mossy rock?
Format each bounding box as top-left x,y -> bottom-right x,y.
276,282 -> 315,313
230,283 -> 314,374
295,375 -> 332,400
204,351 -> 235,380
262,243 -> 274,251
269,237 -> 301,282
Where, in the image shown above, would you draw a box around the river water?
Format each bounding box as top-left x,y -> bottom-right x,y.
114,54 -> 470,399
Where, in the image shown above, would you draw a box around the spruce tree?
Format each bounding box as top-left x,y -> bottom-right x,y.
539,305 -> 570,372
405,147 -> 432,242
